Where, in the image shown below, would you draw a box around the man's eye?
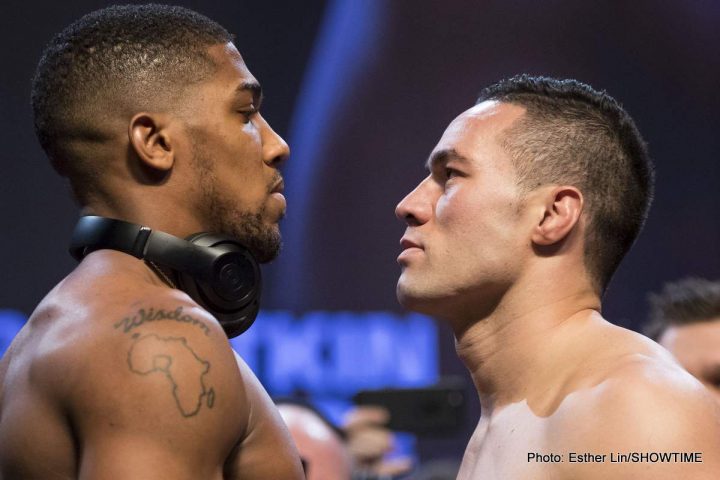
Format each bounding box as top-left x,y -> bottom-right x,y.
239,108 -> 257,124
445,168 -> 457,179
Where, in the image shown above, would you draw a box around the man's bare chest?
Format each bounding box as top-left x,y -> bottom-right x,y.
456,403 -> 567,480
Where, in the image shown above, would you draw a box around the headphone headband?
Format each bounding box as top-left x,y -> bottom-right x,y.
69,216 -> 261,338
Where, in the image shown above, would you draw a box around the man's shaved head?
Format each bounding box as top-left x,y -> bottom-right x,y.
31,4 -> 233,203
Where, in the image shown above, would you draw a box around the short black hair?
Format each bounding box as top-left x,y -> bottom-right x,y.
644,278 -> 720,341
31,4 -> 233,204
476,75 -> 654,292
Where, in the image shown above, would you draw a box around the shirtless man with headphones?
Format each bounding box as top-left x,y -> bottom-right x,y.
0,5 -> 304,479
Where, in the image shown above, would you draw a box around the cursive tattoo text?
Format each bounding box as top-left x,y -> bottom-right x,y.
114,307 -> 211,336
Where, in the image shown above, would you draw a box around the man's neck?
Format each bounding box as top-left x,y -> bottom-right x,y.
454,280 -> 602,416
80,197 -> 203,239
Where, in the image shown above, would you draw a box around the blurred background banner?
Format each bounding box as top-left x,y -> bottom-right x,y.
1,0 -> 719,464
230,310 -> 438,397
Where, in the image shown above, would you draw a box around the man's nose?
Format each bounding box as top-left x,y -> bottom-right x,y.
395,177 -> 433,226
259,115 -> 290,167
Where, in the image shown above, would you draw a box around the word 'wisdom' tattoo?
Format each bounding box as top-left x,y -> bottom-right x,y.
114,306 -> 211,336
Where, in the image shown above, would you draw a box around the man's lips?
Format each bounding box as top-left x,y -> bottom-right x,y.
271,178 -> 285,194
398,237 -> 423,264
400,237 -> 423,251
269,178 -> 286,219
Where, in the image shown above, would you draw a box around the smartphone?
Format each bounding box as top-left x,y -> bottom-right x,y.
352,379 -> 467,435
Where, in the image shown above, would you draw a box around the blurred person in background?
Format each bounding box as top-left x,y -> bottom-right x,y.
644,277 -> 720,403
277,399 -> 413,479
278,401 -> 353,479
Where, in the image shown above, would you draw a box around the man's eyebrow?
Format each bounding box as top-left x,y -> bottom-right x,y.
235,80 -> 264,107
425,148 -> 472,171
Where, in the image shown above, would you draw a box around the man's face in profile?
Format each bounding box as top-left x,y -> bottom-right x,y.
658,319 -> 720,403
178,42 -> 289,263
395,101 -> 529,318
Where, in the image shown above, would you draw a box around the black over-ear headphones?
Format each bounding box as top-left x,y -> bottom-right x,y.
69,215 -> 261,338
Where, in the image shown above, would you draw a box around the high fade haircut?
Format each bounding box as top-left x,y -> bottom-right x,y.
31,4 -> 234,204
644,277 -> 720,341
476,75 -> 654,293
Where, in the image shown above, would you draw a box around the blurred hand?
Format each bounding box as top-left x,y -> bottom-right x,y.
343,406 -> 413,477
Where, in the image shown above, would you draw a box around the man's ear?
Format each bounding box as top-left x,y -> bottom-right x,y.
531,186 -> 584,246
128,112 -> 175,172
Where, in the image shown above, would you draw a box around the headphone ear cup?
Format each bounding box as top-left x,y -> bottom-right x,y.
177,233 -> 262,338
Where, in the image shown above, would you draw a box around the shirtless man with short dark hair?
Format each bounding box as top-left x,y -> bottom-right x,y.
0,5 -> 304,479
395,75 -> 720,479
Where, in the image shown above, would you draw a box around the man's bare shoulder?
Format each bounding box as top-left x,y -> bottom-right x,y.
589,351 -> 718,428
25,255 -> 245,421
552,331 -> 720,479
3,255 -> 262,478
10,252 -> 304,478
574,329 -> 718,425
26,255 -> 224,376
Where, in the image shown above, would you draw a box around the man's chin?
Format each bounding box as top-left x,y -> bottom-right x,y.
397,279 -> 462,320
229,224 -> 281,264
396,283 -> 432,314
248,235 -> 282,264
256,243 -> 282,264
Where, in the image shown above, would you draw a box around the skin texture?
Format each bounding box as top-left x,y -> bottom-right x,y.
0,43 -> 304,479
659,318 -> 720,404
395,101 -> 720,479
